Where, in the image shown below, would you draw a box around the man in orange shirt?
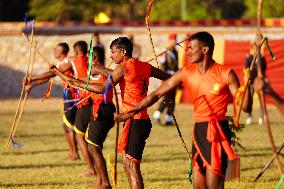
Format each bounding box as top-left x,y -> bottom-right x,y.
52,37 -> 170,189
85,47 -> 115,189
114,32 -> 253,189
23,42 -> 79,161
24,41 -> 95,177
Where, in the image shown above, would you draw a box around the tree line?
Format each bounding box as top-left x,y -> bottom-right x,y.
0,0 -> 283,22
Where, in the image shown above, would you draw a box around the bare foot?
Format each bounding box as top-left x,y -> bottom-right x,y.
69,153 -> 80,161
64,154 -> 80,161
81,170 -> 95,177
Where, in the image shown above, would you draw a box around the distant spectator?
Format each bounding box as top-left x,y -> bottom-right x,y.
153,33 -> 179,126
244,41 -> 267,125
128,34 -> 141,60
93,32 -> 105,66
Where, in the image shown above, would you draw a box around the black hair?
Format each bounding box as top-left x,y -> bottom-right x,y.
57,42 -> 69,55
92,46 -> 104,65
73,41 -> 88,55
189,31 -> 215,54
110,37 -> 133,57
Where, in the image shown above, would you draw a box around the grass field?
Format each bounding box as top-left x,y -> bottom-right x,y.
0,98 -> 283,189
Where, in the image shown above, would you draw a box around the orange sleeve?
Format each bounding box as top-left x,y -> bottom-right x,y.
222,67 -> 233,85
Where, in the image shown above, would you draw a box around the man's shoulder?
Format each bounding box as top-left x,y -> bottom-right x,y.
214,62 -> 232,72
182,63 -> 196,74
126,58 -> 149,66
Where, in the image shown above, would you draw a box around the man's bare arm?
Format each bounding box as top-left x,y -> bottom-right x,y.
24,79 -> 50,92
91,64 -> 113,77
254,77 -> 284,115
51,63 -> 125,94
86,64 -> 125,93
150,65 -> 171,81
267,88 -> 284,115
228,70 -> 253,113
115,69 -> 183,122
27,61 -> 72,83
30,71 -> 56,81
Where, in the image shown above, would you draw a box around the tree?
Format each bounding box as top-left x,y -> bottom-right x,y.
29,0 -> 96,22
148,0 -> 246,21
5,0 -> 282,22
129,0 -> 136,20
243,0 -> 284,19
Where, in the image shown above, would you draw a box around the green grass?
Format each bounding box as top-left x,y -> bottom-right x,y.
0,98 -> 283,188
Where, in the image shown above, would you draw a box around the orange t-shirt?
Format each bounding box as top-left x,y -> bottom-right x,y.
90,74 -> 113,119
181,62 -> 233,121
119,58 -> 151,119
71,55 -> 90,107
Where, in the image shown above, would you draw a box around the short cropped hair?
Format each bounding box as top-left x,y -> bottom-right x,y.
57,42 -> 69,55
73,41 -> 88,55
110,37 -> 133,57
92,46 -> 104,65
189,31 -> 215,54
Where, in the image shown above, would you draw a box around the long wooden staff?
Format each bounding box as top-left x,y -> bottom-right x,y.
145,0 -> 159,68
6,23 -> 35,148
254,142 -> 284,181
146,37 -> 189,63
11,42 -> 37,143
109,77 -> 120,186
234,37 -> 266,127
145,0 -> 191,160
256,0 -> 283,175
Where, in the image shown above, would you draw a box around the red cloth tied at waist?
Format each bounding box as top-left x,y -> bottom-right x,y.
118,119 -> 132,153
92,99 -> 104,120
196,115 -> 238,171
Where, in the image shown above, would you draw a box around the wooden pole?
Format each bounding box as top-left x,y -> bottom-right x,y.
256,0 -> 283,175
6,25 -> 35,148
111,78 -> 120,186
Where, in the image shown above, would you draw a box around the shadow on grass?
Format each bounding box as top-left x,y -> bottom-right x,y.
241,165 -> 265,172
143,155 -> 187,163
0,110 -> 59,116
148,176 -> 188,182
240,146 -> 284,157
146,143 -> 171,148
0,182 -> 67,188
16,133 -> 63,138
1,148 -> 68,155
242,147 -> 272,152
0,133 -> 63,140
0,64 -> 62,99
0,162 -> 84,170
241,152 -> 272,157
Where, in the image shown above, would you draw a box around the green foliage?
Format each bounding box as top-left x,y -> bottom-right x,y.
227,116 -> 246,150
146,0 -> 247,21
1,0 -> 284,21
29,0 -> 96,21
243,0 -> 284,19
149,0 -> 220,21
